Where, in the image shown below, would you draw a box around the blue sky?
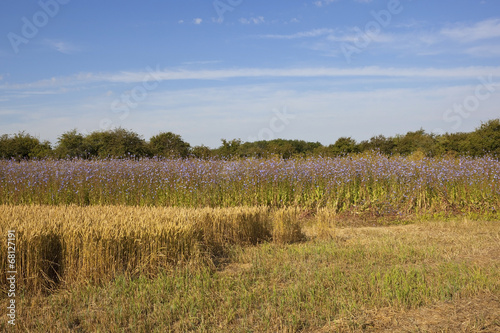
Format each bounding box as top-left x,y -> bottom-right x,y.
1,0 -> 500,148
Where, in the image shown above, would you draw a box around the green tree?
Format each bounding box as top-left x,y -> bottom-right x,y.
237,141 -> 267,158
55,129 -> 86,159
216,139 -> 242,158
394,129 -> 436,156
149,132 -> 191,158
84,128 -> 148,158
191,145 -> 212,159
434,132 -> 470,157
359,135 -> 396,155
0,132 -> 52,160
468,119 -> 500,157
267,139 -> 295,158
0,135 -> 10,159
329,137 -> 360,156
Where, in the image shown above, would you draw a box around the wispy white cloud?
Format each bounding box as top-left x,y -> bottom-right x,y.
3,66 -> 500,91
393,19 -> 429,29
393,19 -> 500,58
464,44 -> 500,57
239,16 -> 265,25
440,18 -> 500,42
313,0 -> 337,7
43,39 -> 80,54
260,27 -> 395,44
261,18 -> 500,59
181,60 -> 223,65
3,80 -> 498,147
326,30 -> 395,43
314,0 -> 372,6
259,26 -> 396,58
193,18 -> 202,25
259,28 -> 335,40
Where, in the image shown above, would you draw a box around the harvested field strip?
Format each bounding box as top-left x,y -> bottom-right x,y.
2,219 -> 498,332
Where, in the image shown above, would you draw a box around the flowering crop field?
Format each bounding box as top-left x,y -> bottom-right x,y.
1,153 -> 498,218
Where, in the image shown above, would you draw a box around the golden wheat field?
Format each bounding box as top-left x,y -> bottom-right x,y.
0,205 -> 307,295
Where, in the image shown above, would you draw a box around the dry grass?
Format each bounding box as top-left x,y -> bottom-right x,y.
309,220 -> 500,332
370,292 -> 499,332
317,293 -> 500,332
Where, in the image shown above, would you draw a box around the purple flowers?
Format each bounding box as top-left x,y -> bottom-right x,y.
0,154 -> 498,216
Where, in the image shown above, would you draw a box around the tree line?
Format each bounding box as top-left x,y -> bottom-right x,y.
1,119 -> 499,160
